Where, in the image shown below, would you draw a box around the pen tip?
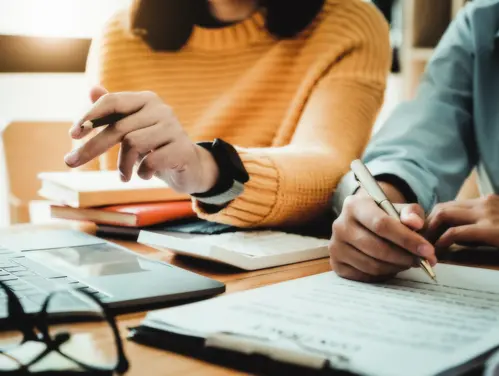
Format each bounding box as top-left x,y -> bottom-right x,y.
81,120 -> 93,130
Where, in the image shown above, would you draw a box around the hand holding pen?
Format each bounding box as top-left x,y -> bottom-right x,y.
349,160 -> 437,282
329,160 -> 437,283
64,86 -> 220,195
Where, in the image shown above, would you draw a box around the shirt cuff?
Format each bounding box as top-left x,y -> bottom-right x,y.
364,160 -> 438,213
332,162 -> 436,216
375,174 -> 418,203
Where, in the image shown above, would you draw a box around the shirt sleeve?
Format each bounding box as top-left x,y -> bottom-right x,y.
360,5 -> 477,213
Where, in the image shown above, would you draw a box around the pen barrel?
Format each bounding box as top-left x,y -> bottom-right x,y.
379,200 -> 400,220
92,113 -> 127,127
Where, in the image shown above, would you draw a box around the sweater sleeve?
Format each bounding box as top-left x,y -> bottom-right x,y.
193,5 -> 391,227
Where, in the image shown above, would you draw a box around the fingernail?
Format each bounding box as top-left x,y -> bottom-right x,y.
409,213 -> 422,221
69,123 -> 81,137
64,150 -> 79,166
417,244 -> 433,257
119,172 -> 129,182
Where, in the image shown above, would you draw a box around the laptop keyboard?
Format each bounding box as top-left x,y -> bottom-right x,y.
0,246 -> 109,313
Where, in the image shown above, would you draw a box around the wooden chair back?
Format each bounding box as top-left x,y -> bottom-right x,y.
1,121 -> 72,224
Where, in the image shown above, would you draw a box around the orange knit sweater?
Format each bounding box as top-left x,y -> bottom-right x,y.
84,0 -> 390,227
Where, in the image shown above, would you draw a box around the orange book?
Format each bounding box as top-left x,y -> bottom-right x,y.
50,201 -> 196,227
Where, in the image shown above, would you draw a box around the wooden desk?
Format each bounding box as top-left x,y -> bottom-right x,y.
4,222 -> 332,375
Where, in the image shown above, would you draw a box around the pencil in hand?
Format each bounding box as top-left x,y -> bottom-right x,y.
80,113 -> 127,131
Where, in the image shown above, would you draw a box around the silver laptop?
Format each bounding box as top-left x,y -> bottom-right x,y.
0,229 -> 225,318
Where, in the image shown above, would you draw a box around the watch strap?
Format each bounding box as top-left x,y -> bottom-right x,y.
194,180 -> 245,205
192,139 -> 248,205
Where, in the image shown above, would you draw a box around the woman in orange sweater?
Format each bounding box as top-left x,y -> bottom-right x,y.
66,0 -> 390,228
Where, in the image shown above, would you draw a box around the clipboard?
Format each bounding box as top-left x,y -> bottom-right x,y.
127,324 -> 496,376
128,325 -> 357,376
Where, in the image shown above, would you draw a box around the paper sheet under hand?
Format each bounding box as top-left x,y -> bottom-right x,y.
145,264 -> 499,376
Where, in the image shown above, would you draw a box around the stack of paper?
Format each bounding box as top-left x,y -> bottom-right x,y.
137,264 -> 499,376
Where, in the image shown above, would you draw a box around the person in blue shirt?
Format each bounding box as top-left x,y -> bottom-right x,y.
330,0 -> 499,282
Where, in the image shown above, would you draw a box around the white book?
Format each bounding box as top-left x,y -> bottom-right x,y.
37,170 -> 188,208
137,230 -> 329,270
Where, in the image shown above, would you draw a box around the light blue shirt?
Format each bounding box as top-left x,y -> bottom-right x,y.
334,0 -> 499,214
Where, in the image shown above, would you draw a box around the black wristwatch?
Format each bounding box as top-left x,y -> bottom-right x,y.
192,139 -> 249,205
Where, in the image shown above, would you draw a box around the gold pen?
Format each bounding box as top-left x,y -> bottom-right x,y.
350,159 -> 437,283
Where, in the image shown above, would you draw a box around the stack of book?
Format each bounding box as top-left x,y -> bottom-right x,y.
37,171 -> 332,271
37,170 -> 196,239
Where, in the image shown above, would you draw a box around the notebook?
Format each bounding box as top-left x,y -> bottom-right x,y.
96,219 -> 238,241
129,264 -> 499,376
38,171 -> 189,208
50,201 -> 196,227
137,230 -> 330,270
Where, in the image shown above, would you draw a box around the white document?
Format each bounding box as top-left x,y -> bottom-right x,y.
144,264 -> 499,376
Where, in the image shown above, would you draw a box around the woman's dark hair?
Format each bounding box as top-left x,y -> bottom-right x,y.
130,0 -> 326,51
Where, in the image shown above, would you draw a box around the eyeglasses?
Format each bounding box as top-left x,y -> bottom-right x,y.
0,280 -> 129,375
